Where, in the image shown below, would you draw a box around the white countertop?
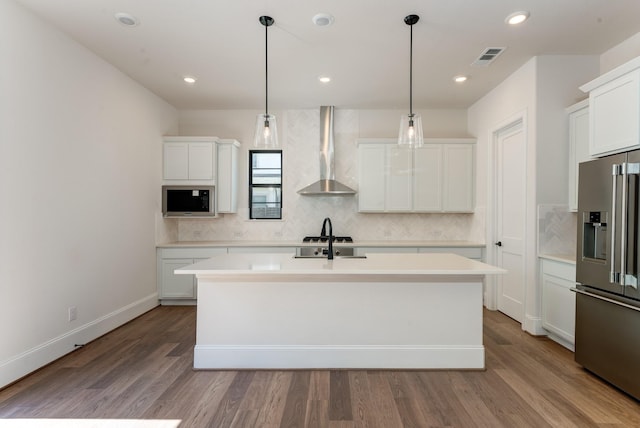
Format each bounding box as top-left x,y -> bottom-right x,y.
158,240 -> 485,248
538,253 -> 576,264
176,252 -> 504,276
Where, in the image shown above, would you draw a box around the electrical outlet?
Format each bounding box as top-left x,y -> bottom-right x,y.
68,306 -> 77,322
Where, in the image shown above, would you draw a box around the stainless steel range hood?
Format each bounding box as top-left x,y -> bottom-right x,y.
297,106 -> 356,196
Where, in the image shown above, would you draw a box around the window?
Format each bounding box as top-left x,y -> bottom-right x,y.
249,150 -> 282,219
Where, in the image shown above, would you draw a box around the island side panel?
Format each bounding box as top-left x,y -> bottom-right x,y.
194,276 -> 484,369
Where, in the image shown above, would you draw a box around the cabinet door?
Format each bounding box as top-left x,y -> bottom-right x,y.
358,144 -> 386,211
443,144 -> 474,212
217,143 -> 238,213
160,259 -> 196,298
568,103 -> 590,212
163,143 -> 189,180
414,145 -> 442,211
541,259 -> 576,349
386,145 -> 413,211
589,69 -> 640,156
188,143 -> 215,180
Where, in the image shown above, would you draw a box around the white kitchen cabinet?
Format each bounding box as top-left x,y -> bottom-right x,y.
357,143 -> 386,211
355,247 -> 418,256
442,144 -> 475,212
414,145 -> 442,211
163,136 -> 218,184
567,100 -> 591,211
418,247 -> 483,261
387,145 -> 413,211
540,257 -> 576,350
157,247 -> 227,303
580,56 -> 640,157
227,247 -> 296,254
358,138 -> 475,213
216,139 -> 240,213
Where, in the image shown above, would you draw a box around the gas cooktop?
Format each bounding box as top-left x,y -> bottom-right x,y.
302,236 -> 354,243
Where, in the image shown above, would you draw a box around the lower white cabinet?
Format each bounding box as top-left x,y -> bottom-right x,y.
355,246 -> 483,260
540,257 -> 576,350
157,247 -> 227,303
355,247 -> 418,256
418,246 -> 483,260
227,247 -> 296,254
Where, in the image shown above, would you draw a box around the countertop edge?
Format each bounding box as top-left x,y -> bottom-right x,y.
157,240 -> 486,249
538,253 -> 576,264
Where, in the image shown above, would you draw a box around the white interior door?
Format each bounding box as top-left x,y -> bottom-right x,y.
495,120 -> 526,323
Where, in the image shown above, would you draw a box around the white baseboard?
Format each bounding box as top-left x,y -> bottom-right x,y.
194,344 -> 485,370
0,293 -> 158,389
524,313 -> 545,335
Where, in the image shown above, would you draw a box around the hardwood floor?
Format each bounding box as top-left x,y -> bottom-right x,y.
1,306 -> 638,427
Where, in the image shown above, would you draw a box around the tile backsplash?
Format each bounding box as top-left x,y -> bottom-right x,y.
161,108 -> 484,243
538,204 -> 577,257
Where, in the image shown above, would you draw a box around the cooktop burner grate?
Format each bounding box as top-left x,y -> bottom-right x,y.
302,236 -> 353,243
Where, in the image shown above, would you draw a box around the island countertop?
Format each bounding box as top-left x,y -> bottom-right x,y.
177,252 -> 504,277
184,252 -> 503,370
158,240 -> 485,249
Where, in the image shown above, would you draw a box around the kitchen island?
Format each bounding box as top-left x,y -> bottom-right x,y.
177,252 -> 504,370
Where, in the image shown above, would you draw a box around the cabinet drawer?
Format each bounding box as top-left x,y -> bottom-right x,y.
418,247 -> 483,260
160,247 -> 227,259
541,259 -> 576,281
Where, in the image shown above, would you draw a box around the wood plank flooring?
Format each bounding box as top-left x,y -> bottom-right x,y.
1,306 -> 638,427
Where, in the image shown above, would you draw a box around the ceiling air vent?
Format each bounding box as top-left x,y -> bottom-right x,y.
472,47 -> 506,66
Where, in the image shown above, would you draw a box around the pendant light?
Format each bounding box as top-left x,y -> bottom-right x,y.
254,15 -> 279,148
398,14 -> 423,148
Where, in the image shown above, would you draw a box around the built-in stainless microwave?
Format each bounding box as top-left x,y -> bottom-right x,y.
162,185 -> 215,217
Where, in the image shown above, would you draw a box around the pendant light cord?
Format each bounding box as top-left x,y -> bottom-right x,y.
265,21 -> 269,118
409,21 -> 413,117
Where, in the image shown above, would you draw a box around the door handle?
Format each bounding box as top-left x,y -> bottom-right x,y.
495,241 -> 502,247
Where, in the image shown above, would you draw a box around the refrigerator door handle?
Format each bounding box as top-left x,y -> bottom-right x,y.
621,162 -> 628,287
624,162 -> 640,289
611,164 -> 620,284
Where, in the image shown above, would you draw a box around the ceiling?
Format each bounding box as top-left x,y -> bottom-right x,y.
14,0 -> 640,110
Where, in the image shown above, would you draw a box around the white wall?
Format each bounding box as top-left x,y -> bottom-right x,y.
0,1 -> 178,388
600,31 -> 640,73
172,108 -> 484,242
536,56 -> 601,204
467,55 -> 598,334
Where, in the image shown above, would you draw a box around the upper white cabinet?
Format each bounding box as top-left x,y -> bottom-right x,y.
580,56 -> 640,157
357,138 -> 475,213
357,143 -> 388,211
442,143 -> 475,212
163,136 -> 218,184
567,100 -> 591,212
216,139 -> 240,213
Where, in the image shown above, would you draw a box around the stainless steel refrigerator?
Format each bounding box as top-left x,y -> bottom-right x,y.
576,151 -> 640,400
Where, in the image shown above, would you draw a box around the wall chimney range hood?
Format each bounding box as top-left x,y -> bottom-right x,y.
297,106 -> 356,196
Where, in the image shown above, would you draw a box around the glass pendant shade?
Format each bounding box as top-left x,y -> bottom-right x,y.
254,113 -> 279,148
398,113 -> 423,147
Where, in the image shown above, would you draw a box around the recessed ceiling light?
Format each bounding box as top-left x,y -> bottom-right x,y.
505,11 -> 530,25
318,76 -> 331,83
114,12 -> 139,27
312,13 -> 334,27
453,75 -> 468,83
183,76 -> 197,84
